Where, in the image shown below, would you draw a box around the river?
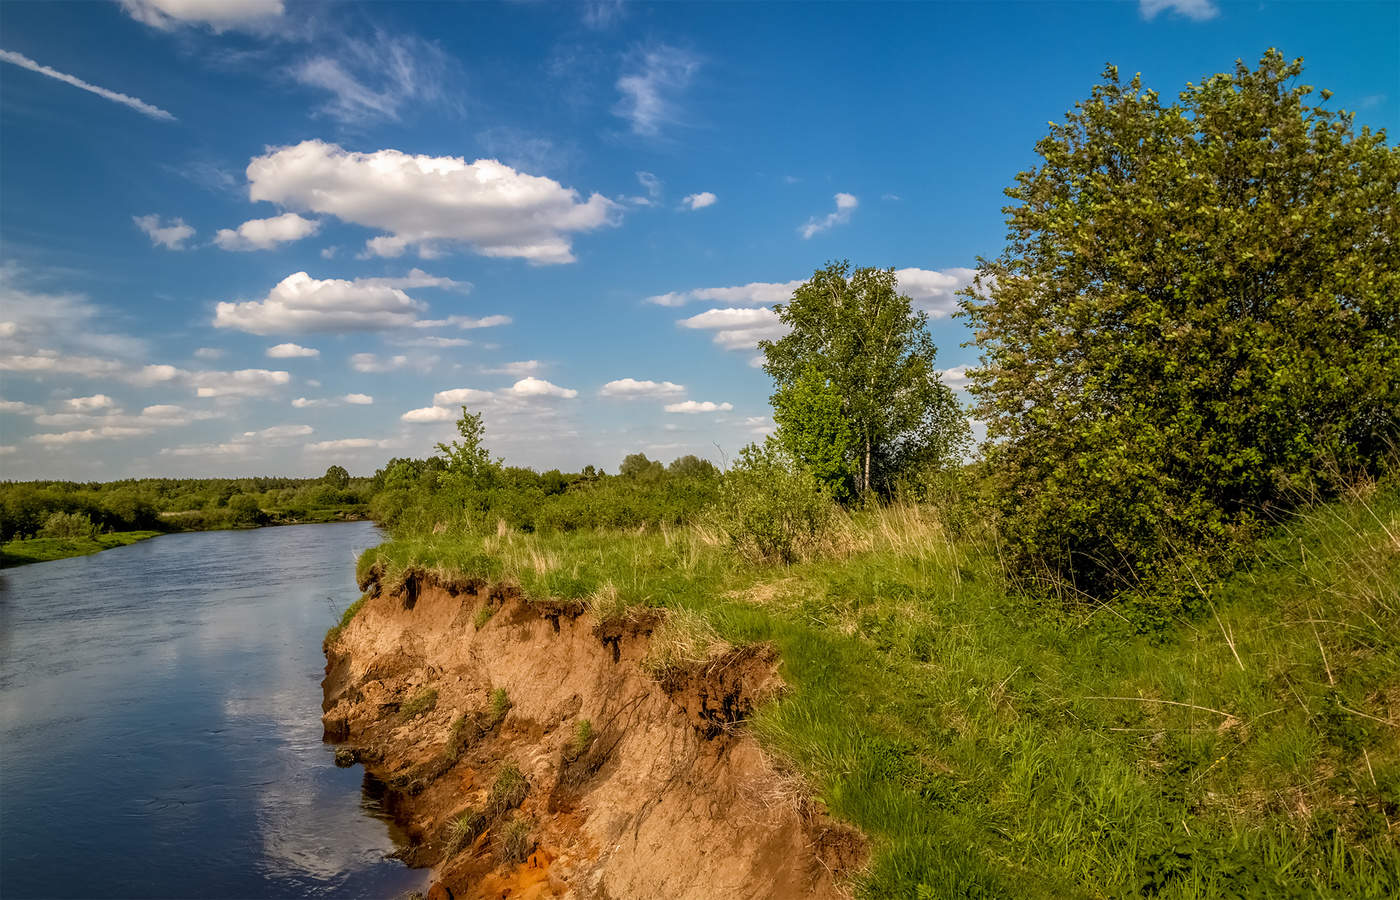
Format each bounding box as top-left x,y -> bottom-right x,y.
0,522 -> 427,899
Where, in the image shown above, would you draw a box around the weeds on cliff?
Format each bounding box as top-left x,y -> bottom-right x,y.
473,603 -> 495,629
444,808 -> 487,857
445,714 -> 481,762
325,593 -> 368,643
563,719 -> 594,764
642,607 -> 729,678
486,763 -> 528,818
498,816 -> 535,865
401,686 -> 438,719
487,687 -> 511,728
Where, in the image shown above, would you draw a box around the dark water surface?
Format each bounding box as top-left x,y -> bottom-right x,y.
0,523 -> 428,899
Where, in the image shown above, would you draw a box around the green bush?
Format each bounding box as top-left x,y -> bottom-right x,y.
961,51 -> 1400,604
37,510 -> 98,539
712,440 -> 836,564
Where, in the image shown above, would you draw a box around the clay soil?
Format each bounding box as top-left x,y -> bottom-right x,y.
322,570 -> 865,899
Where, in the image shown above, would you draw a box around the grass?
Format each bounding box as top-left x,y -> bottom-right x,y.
564,719 -> 594,764
358,486 -> 1400,898
0,530 -> 163,567
498,815 -> 534,865
487,687 -> 512,728
401,686 -> 438,719
486,763 -> 528,819
444,808 -> 488,856
325,594 -> 369,643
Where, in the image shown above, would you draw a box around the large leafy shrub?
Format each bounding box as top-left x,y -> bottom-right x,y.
712,440 -> 836,563
962,51 -> 1400,602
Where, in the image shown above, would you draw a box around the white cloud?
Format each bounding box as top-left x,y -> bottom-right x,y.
65,394 -> 114,411
305,437 -> 392,452
31,426 -> 152,444
940,365 -> 972,390
214,213 -> 320,251
614,45 -> 700,137
0,399 -> 42,415
481,360 -> 541,376
320,246 -> 338,259
119,0 -> 284,31
292,397 -> 326,408
646,279 -> 801,308
799,193 -> 858,239
343,393 -> 373,405
0,49 -> 176,120
1139,0 -> 1219,20
215,272 -> 426,335
291,31 -> 451,125
160,441 -> 258,458
678,306 -> 788,350
0,351 -> 129,380
192,368 -> 290,398
401,405 -> 454,424
637,171 -> 662,201
664,400 -> 732,414
396,335 -> 471,349
412,314 -> 509,330
404,379 -> 577,424
266,342 -> 320,358
133,214 -> 195,249
193,347 -> 224,360
246,140 -> 618,264
582,0 -> 626,29
349,353 -> 410,373
601,378 -> 685,398
243,424 -> 312,440
504,377 -> 576,399
681,191 -> 716,210
894,266 -> 978,318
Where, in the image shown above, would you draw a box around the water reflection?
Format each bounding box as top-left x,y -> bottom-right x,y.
0,523 -> 427,899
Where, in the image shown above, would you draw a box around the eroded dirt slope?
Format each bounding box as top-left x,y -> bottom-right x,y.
322,570 -> 864,899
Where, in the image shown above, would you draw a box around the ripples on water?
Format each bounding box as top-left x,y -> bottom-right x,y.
0,523 -> 427,899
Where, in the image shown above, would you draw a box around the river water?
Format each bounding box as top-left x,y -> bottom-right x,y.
0,522 -> 428,899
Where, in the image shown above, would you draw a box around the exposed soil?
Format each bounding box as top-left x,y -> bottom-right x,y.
322,569 -> 866,899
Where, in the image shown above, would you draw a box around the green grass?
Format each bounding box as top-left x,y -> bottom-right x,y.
486,763 -> 528,818
324,594 -> 369,643
401,686 -> 438,719
0,530 -> 163,567
359,486 -> 1400,898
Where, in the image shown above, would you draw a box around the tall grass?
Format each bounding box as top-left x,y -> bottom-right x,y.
354,485 -> 1400,897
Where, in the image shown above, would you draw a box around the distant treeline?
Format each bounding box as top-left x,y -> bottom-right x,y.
0,467 -> 372,541
369,451 -> 721,535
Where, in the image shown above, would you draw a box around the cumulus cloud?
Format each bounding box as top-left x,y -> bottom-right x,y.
343,393 -> 373,405
119,0 -> 284,31
799,193 -> 858,239
1139,0 -> 1219,20
245,140 -> 618,264
403,379 -> 578,424
193,347 -> 224,360
0,399 -> 43,415
894,266 -> 978,317
266,342 -> 319,358
678,306 -> 787,350
614,45 -> 700,137
31,426 -> 152,445
214,213 -> 320,251
646,279 -> 801,308
682,191 -> 716,210
940,365 -> 972,390
133,214 -> 195,249
214,272 -> 427,335
291,397 -> 326,408
65,394 -> 114,411
664,400 -> 732,414
601,378 -> 685,398
192,368 -> 290,398
0,49 -> 176,120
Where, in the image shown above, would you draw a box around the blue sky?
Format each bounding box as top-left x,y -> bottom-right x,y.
1,0 -> 1395,479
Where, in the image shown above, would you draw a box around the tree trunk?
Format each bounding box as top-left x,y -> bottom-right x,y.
863,437 -> 871,496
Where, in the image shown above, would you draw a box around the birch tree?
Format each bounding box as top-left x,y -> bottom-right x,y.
760,262 -> 967,500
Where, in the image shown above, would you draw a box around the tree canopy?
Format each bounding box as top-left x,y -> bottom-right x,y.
761,261 -> 967,499
961,50 -> 1400,600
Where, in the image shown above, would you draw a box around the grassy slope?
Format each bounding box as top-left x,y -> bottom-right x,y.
0,530 -> 164,567
358,486 -> 1400,898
